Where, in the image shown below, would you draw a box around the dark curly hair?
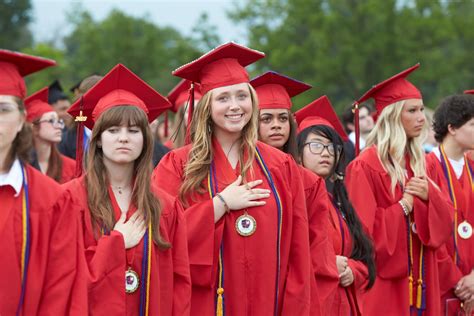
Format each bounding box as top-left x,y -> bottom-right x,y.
433,95 -> 474,142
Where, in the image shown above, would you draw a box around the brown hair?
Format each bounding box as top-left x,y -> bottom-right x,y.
31,119 -> 63,182
281,111 -> 299,163
179,84 -> 259,203
86,105 -> 170,248
5,97 -> 32,170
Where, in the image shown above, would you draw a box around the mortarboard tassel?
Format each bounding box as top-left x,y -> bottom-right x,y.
352,102 -> 360,156
164,111 -> 169,138
184,83 -> 195,145
74,97 -> 87,177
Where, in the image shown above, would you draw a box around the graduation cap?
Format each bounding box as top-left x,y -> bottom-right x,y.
69,79 -> 82,93
0,49 -> 56,98
464,90 -> 474,95
68,63 -> 171,176
167,79 -> 203,113
294,95 -> 348,141
172,42 -> 265,143
48,80 -> 68,104
68,63 -> 171,130
351,63 -> 422,155
250,71 -> 312,110
24,87 -> 54,122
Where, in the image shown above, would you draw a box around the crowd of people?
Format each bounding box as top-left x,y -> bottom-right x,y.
0,43 -> 473,316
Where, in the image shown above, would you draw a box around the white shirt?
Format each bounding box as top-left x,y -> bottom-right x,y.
348,131 -> 366,150
0,158 -> 23,196
432,147 -> 465,179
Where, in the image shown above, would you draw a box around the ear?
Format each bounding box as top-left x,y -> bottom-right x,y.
447,124 -> 457,136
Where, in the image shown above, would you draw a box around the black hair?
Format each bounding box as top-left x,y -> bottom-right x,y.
341,103 -> 374,134
281,112 -> 300,163
433,94 -> 474,142
297,124 -> 376,289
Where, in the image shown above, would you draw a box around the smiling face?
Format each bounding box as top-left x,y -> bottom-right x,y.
401,99 -> 426,139
209,82 -> 253,139
258,108 -> 291,149
301,132 -> 336,179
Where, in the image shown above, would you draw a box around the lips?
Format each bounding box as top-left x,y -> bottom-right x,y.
116,147 -> 131,151
319,160 -> 331,166
225,113 -> 244,121
269,133 -> 284,138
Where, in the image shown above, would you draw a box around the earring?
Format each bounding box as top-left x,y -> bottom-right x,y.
207,123 -> 212,134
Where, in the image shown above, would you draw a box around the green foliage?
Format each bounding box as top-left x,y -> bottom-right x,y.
229,0 -> 474,113
0,0 -> 33,50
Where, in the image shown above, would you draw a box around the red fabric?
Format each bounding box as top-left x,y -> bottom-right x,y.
297,166 -> 338,316
463,90 -> 474,95
345,146 -> 453,315
152,140 -> 311,315
251,71 -> 311,110
62,176 -> 191,316
426,152 -> 474,314
24,87 -> 53,122
172,42 -> 265,95
327,198 -> 369,316
167,79 -> 202,112
294,95 -> 349,141
356,63 -> 422,114
0,164 -> 84,315
0,49 -> 56,98
60,154 -> 76,184
163,139 -> 174,150
68,64 -> 171,130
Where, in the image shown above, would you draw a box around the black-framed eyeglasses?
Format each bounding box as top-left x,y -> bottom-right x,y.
36,118 -> 65,128
304,142 -> 340,156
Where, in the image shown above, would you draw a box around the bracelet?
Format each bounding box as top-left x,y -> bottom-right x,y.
216,193 -> 230,213
399,199 -> 409,216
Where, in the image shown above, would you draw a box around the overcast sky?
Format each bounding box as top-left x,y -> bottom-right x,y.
31,0 -> 246,45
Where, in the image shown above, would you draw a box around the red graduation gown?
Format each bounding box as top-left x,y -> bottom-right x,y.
60,154 -> 76,184
345,146 -> 453,316
0,164 -> 83,315
327,197 -> 369,316
426,152 -> 474,314
298,166 -> 339,316
152,140 -> 311,316
62,176 -> 191,316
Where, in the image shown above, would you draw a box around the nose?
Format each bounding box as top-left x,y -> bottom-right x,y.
229,96 -> 240,112
118,128 -> 129,142
270,119 -> 281,130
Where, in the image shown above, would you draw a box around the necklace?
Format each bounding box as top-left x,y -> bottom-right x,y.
111,185 -> 130,194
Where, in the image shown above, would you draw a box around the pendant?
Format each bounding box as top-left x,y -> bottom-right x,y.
458,221 -> 473,239
411,222 -> 417,234
235,212 -> 257,237
125,267 -> 139,293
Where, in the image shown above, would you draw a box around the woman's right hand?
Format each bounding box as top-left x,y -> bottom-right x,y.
336,255 -> 348,274
113,212 -> 147,249
220,175 -> 271,210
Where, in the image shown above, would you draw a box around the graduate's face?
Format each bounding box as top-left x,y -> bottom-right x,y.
449,117 -> 474,151
99,123 -> 144,165
35,111 -> 63,143
401,99 -> 425,139
359,107 -> 374,133
52,99 -> 72,125
210,83 -> 253,137
258,109 -> 290,149
301,132 -> 335,179
0,95 -> 25,155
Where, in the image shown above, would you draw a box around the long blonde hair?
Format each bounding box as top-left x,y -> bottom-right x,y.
179,83 -> 259,203
366,100 -> 427,194
86,106 -> 170,248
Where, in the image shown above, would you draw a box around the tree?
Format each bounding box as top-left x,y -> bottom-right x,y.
0,0 -> 33,50
229,0 -> 474,112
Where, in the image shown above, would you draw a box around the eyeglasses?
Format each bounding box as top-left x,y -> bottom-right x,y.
304,142 -> 340,156
36,118 -> 65,128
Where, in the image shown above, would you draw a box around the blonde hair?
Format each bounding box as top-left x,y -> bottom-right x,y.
366,100 -> 427,194
179,83 -> 259,203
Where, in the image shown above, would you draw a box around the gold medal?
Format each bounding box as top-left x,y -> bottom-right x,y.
125,267 -> 140,293
458,221 -> 473,239
235,212 -> 257,237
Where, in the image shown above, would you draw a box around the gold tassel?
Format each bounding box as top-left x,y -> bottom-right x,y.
408,276 -> 413,306
416,279 -> 422,308
216,287 -> 224,316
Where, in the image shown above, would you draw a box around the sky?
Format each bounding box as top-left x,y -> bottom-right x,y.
31,0 -> 246,45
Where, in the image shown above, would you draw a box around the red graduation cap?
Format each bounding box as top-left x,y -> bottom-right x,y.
464,90 -> 474,95
68,64 -> 171,177
294,95 -> 348,141
68,63 -> 171,130
250,71 -> 312,110
172,42 -> 265,95
167,79 -> 203,113
0,49 -> 56,98
355,63 -> 422,115
24,87 -> 54,122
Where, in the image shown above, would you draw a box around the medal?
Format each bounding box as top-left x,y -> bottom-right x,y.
235,212 -> 257,236
125,267 -> 139,293
458,221 -> 473,239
